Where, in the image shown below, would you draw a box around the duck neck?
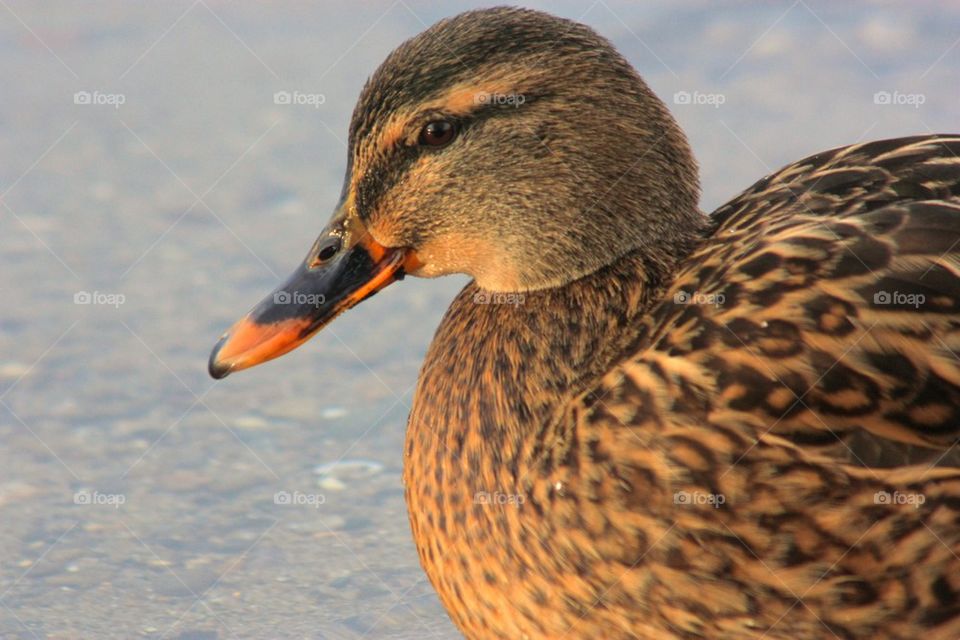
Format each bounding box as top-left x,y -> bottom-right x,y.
405,244 -> 691,480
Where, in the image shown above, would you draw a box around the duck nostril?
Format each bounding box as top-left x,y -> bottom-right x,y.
316,237 -> 342,263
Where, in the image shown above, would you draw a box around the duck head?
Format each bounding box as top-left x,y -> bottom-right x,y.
209,6 -> 702,378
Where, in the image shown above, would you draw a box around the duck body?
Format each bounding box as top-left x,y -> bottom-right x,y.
206,7 -> 960,639
406,136 -> 960,639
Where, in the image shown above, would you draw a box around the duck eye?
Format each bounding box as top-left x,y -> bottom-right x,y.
418,120 -> 456,147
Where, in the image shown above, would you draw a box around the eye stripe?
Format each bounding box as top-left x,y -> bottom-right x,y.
349,91 -> 541,221
354,150 -> 416,222
371,89 -> 540,151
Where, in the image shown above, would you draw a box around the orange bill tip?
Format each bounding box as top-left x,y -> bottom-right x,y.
208,244 -> 411,379
208,316 -> 315,379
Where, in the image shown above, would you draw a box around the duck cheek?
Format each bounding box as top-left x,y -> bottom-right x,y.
410,233 -> 508,283
405,261 -> 444,279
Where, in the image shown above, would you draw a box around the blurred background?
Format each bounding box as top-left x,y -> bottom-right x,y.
0,1 -> 957,638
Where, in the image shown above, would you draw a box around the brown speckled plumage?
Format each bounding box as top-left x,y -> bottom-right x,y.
209,7 -> 960,639
406,133 -> 960,638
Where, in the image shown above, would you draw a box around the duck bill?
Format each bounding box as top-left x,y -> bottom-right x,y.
208,214 -> 414,379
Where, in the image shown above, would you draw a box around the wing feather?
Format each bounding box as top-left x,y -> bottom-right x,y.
626,135 -> 960,467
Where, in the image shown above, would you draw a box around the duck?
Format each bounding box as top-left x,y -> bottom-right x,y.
208,7 -> 960,639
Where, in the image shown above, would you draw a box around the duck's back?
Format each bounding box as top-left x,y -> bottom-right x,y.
566,134 -> 960,638
405,134 -> 960,639
639,134 -> 960,465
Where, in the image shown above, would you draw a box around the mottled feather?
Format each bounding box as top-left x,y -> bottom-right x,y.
550,134 -> 960,638
406,135 -> 960,639
642,135 -> 960,466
